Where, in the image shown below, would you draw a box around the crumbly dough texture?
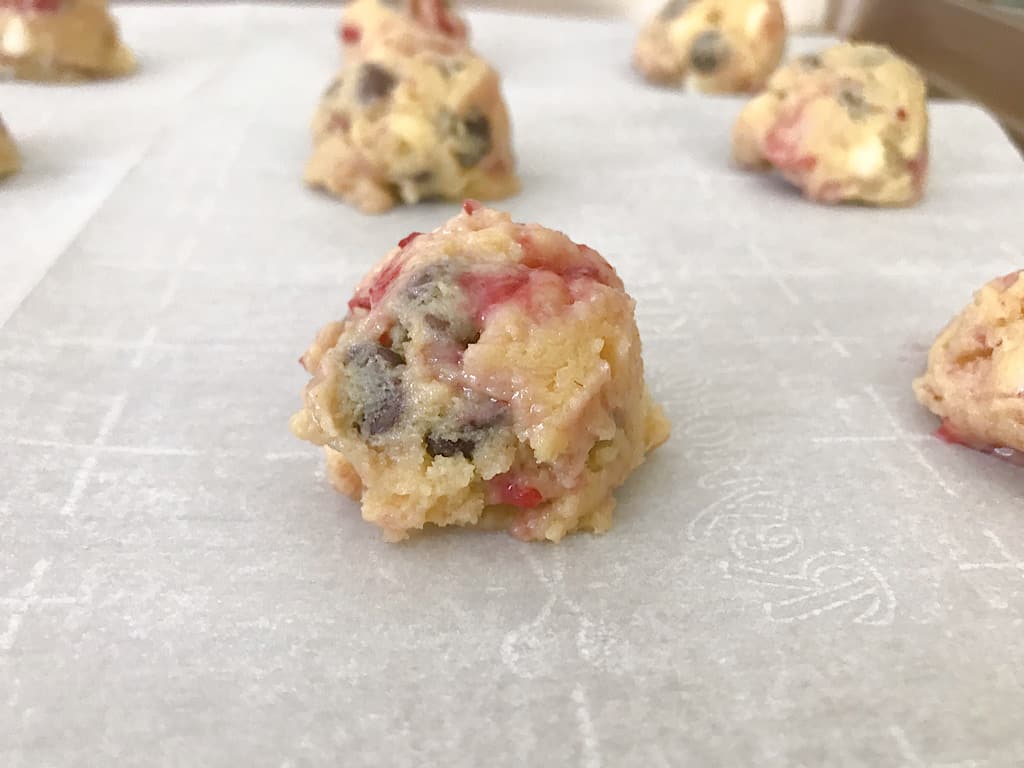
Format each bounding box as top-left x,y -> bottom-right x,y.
291,204 -> 670,542
340,0 -> 467,60
914,271 -> 1024,454
306,43 -> 519,214
634,0 -> 786,93
733,43 -> 928,206
0,116 -> 18,178
0,0 -> 135,81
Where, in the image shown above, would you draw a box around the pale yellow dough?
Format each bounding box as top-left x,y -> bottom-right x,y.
0,116 -> 18,179
733,43 -> 928,206
306,42 -> 519,214
291,205 -> 670,542
634,0 -> 786,93
914,271 -> 1024,453
0,0 -> 135,81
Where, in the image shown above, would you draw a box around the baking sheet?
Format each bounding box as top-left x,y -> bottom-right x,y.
2,5 -> 1024,767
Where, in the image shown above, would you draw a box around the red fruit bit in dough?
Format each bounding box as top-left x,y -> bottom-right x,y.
491,473 -> 544,509
519,234 -> 615,287
328,112 -> 350,133
763,105 -> 818,176
896,107 -> 908,121
348,255 -> 405,313
2,0 -> 61,11
935,419 -> 968,446
433,2 -> 461,36
340,23 -> 362,44
907,144 -> 929,194
995,271 -> 1021,290
412,0 -> 462,37
935,419 -> 1024,466
348,294 -> 371,312
462,199 -> 482,215
398,231 -> 422,249
459,270 -> 530,324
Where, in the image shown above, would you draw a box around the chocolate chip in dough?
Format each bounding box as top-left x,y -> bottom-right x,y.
424,400 -> 508,459
452,110 -> 492,168
425,433 -> 477,459
358,63 -> 397,104
836,81 -> 872,120
343,343 -> 405,437
690,30 -> 729,73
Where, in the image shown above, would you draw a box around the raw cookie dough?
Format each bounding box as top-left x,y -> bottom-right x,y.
290,202 -> 670,542
0,0 -> 135,81
0,116 -> 18,178
913,271 -> 1024,459
339,0 -> 467,60
733,43 -> 928,206
306,43 -> 519,214
634,0 -> 786,93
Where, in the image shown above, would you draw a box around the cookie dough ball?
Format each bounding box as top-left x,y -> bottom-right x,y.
0,0 -> 135,81
305,44 -> 519,214
339,0 -> 467,60
0,116 -> 19,179
290,203 -> 670,542
634,0 -> 786,93
913,271 -> 1024,457
733,43 -> 928,206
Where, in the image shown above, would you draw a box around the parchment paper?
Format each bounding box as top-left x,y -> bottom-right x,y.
2,5 -> 1023,767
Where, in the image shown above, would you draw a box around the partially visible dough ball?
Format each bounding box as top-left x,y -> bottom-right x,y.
305,44 -> 519,214
914,271 -> 1024,456
733,43 -> 928,206
0,116 -> 19,179
339,0 -> 467,60
0,0 -> 135,81
634,0 -> 786,93
290,203 -> 670,542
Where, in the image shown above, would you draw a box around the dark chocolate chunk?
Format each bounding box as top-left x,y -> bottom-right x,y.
451,110 -> 492,168
689,30 -> 729,74
425,433 -> 477,459
405,264 -> 450,304
345,342 -> 403,369
343,343 -> 405,437
358,63 -> 398,104
836,81 -> 872,120
424,399 -> 508,460
398,265 -> 479,345
423,313 -> 450,332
